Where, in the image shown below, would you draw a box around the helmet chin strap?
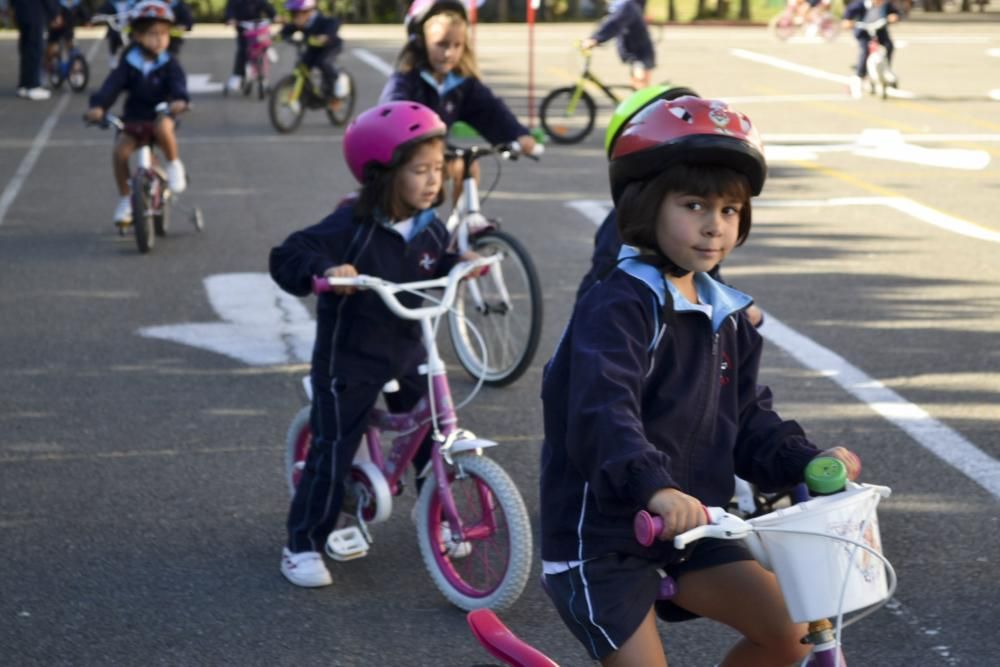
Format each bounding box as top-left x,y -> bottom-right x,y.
633,249 -> 692,278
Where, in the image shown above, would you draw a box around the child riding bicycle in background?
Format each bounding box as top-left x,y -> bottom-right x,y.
224,0 -> 277,94
380,0 -> 537,198
539,97 -> 861,667
85,0 -> 189,228
269,101 -> 482,588
165,0 -> 195,56
576,87 -> 764,328
278,0 -> 346,114
45,0 -> 91,74
580,0 -> 655,90
96,0 -> 132,69
843,0 -> 901,97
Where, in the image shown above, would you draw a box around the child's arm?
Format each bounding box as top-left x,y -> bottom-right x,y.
323,263 -> 359,296
166,61 -> 190,114
269,216 -> 352,296
585,0 -> 639,47
88,64 -> 129,117
378,72 -> 416,105
460,80 -> 531,148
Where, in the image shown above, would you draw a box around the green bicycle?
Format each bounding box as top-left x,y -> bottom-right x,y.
267,40 -> 356,134
539,44 -> 697,145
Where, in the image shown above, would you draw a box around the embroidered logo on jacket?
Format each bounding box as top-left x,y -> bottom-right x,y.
720,351 -> 732,386
418,252 -> 437,273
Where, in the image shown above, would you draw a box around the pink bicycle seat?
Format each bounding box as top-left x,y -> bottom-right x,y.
467,609 -> 559,667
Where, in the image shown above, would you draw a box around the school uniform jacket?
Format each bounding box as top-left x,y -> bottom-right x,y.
89,45 -> 189,121
224,0 -> 276,22
379,70 -> 529,146
590,0 -> 655,70
279,13 -> 342,66
540,247 -> 820,563
269,204 -> 460,386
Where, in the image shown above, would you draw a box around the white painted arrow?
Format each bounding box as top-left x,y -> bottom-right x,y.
139,273 -> 314,366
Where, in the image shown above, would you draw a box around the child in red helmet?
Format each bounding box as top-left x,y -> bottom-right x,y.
539,97 -> 861,666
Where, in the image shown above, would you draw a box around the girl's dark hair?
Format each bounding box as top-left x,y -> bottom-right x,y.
617,162 -> 753,256
354,136 -> 446,222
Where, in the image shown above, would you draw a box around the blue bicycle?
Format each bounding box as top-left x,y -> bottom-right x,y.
47,41 -> 89,92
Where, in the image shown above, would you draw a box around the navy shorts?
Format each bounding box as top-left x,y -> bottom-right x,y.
543,539 -> 753,660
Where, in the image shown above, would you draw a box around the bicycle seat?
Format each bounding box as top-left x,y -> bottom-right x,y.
467,609 -> 559,667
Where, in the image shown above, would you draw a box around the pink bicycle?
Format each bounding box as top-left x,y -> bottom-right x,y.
285,256 -> 533,611
226,19 -> 276,100
470,458 -> 895,666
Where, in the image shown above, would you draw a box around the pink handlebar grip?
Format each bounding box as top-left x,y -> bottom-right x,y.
634,510 -> 664,547
312,276 -> 332,294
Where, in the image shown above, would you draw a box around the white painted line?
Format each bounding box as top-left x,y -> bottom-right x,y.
729,48 -> 916,99
352,47 -> 394,77
762,133 -> 1000,144
990,90 -> 1000,102
759,316 -> 1000,500
0,39 -> 102,227
987,48 -> 1000,57
721,94 -> 854,104
566,200 -> 1000,501
187,73 -> 223,95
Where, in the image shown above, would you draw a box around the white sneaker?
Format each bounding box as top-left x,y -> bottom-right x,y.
21,87 -> 51,101
166,160 -> 187,194
440,522 -> 472,559
113,196 -> 132,224
226,75 -> 242,93
280,548 -> 332,588
334,72 -> 350,99
849,76 -> 863,99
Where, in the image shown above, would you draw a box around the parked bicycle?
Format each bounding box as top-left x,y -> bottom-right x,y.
286,256 -> 533,612
46,37 -> 89,92
769,1 -> 841,42
268,35 -> 356,133
225,19 -> 277,100
443,141 -> 544,386
86,103 -> 204,254
469,457 -> 895,666
539,43 -> 697,145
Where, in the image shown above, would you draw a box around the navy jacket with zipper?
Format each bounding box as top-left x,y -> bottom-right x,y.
590,0 -> 656,69
541,247 -> 820,563
269,203 -> 459,387
379,70 -> 529,145
89,44 -> 189,121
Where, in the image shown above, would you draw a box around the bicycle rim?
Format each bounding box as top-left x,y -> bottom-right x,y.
448,231 -> 542,386
416,455 -> 532,611
131,174 -> 154,253
539,86 -> 595,144
68,55 -> 88,92
268,76 -> 305,133
284,405 -> 311,496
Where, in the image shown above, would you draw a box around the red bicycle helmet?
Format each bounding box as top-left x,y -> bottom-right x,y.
609,96 -> 766,203
405,0 -> 468,37
343,101 -> 447,183
130,0 -> 175,26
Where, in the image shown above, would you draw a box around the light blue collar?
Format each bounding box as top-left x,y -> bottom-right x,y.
377,208 -> 437,242
617,245 -> 753,332
420,70 -> 465,96
126,48 -> 170,76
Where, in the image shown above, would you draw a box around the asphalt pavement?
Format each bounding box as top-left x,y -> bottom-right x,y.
1,16 -> 999,667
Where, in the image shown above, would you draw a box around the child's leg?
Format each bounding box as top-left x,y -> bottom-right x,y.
113,133 -> 137,196
153,116 -> 179,162
446,157 -> 480,206
855,35 -> 870,77
629,62 -> 652,90
233,30 -> 248,76
672,560 -> 810,667
601,609 -> 668,667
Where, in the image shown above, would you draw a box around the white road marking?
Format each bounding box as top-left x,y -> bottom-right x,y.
987,48 -> 1000,57
186,74 -> 224,94
729,48 -> 917,99
566,199 -> 1000,500
0,39 -> 102,227
352,48 -> 394,77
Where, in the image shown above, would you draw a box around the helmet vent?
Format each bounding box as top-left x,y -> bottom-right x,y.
380,108 -> 392,117
408,123 -> 421,131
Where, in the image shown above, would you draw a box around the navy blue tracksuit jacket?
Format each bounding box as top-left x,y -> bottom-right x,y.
590,0 -> 655,70
541,248 -> 820,564
380,70 -> 529,145
89,44 -> 189,122
12,0 -> 59,88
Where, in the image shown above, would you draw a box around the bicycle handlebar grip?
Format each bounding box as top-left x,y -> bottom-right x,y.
634,510 -> 663,547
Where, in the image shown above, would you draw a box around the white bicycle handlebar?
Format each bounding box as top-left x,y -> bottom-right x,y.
311,255 -> 501,321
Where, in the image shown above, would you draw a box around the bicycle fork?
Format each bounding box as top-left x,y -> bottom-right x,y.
454,177 -> 513,315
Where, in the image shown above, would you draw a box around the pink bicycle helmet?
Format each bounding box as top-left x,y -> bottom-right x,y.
343,102 -> 447,183
284,0 -> 316,10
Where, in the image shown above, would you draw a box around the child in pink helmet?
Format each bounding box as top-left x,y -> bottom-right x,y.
269,101 -> 479,588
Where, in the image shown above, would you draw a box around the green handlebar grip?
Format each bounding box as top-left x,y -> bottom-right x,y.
804,456 -> 848,495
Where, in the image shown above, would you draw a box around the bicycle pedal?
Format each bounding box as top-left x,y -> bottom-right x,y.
324,527 -> 369,562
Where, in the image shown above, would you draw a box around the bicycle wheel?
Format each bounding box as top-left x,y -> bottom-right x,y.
47,62 -> 64,90
268,74 -> 306,134
325,70 -> 356,127
131,173 -> 155,253
415,454 -> 532,612
769,14 -> 796,41
68,54 -> 89,92
153,196 -> 169,237
257,56 -> 268,100
285,405 -> 311,496
539,86 -> 596,145
818,14 -> 841,42
447,231 -> 542,386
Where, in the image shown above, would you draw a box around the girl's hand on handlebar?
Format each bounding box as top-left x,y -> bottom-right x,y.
579,37 -> 597,51
324,263 -> 359,295
85,107 -> 105,124
168,100 -> 189,117
459,250 -> 488,277
817,447 -> 862,481
646,488 -> 706,540
515,134 -> 537,158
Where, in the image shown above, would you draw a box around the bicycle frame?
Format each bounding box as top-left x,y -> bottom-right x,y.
566,50 -> 624,111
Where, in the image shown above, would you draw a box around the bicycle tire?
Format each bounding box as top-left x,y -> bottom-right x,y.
325,70 -> 356,127
68,54 -> 89,92
47,63 -> 64,90
284,405 -> 311,496
415,454 -> 532,612
268,74 -> 306,134
819,15 -> 841,42
447,231 -> 542,387
769,14 -> 796,41
131,173 -> 155,253
257,56 -> 268,100
539,86 -> 596,145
